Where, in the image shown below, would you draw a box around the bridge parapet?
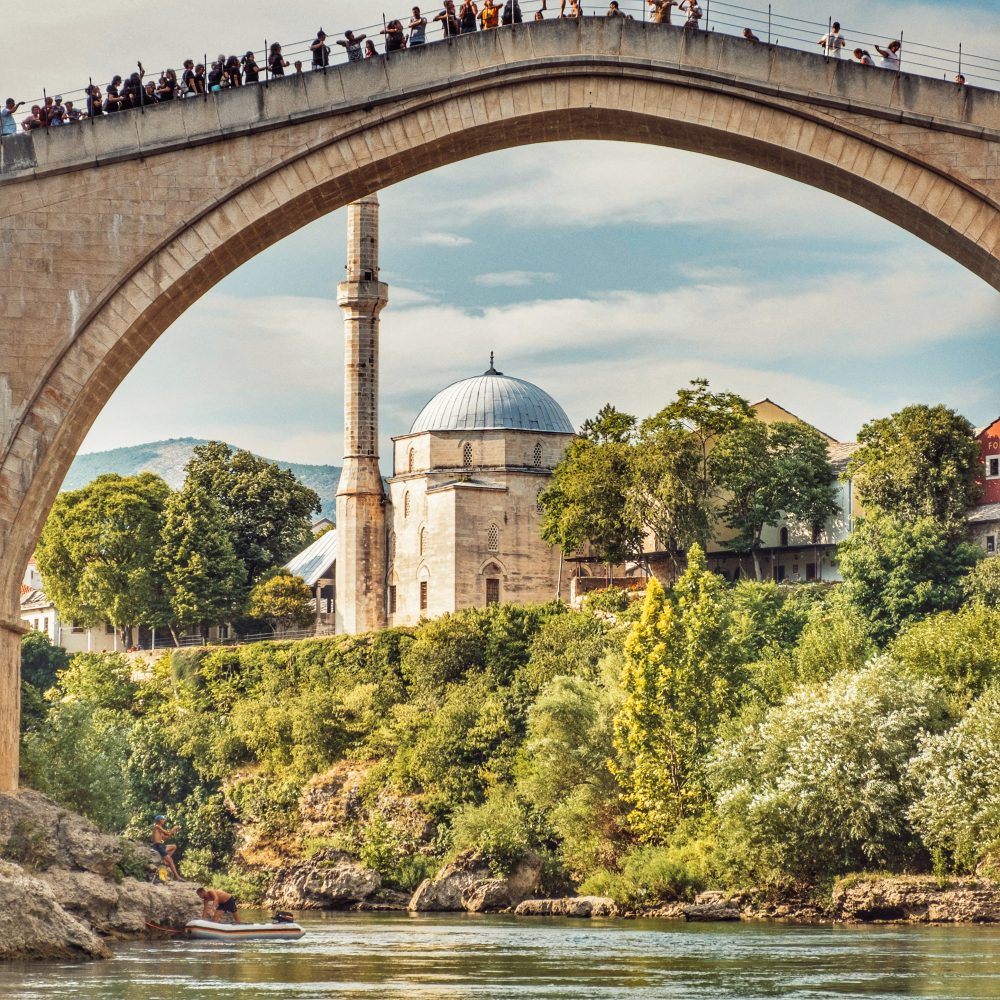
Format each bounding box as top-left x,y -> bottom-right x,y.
2,20 -> 998,183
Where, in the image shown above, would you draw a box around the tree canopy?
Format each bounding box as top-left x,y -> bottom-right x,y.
35,473 -> 172,644
710,420 -> 839,579
184,442 -> 321,585
846,404 -> 982,524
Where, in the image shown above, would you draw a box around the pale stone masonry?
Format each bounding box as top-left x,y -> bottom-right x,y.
336,196 -> 388,635
1,20 -> 999,785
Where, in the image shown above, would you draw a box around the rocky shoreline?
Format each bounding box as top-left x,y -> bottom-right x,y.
0,790 -> 198,960
7,788 -> 1000,963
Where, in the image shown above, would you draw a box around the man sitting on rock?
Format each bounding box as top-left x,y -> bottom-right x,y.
151,814 -> 182,880
197,887 -> 241,923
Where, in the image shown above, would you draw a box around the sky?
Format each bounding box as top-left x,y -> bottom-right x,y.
6,0 -> 1000,470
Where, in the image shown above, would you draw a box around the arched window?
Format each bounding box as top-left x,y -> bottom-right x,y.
536,487 -> 544,514
407,448 -> 415,473
404,492 -> 411,518
779,526 -> 789,547
533,442 -> 542,467
462,442 -> 473,469
487,523 -> 500,552
389,533 -> 396,561
419,526 -> 426,557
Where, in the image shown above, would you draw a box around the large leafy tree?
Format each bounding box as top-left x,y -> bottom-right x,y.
158,482 -> 246,634
35,473 -> 171,645
657,378 -> 754,503
838,513 -> 982,644
627,415 -> 709,566
184,442 -> 320,585
846,404 -> 981,524
539,406 -> 644,570
709,419 -> 840,579
613,546 -> 741,841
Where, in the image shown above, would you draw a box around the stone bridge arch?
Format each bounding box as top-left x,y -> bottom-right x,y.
1,19 -> 999,786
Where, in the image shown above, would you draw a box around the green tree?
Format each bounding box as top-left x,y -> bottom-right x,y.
709,659 -> 949,884
20,630 -> 69,691
846,404 -> 981,524
184,442 -> 320,584
627,415 -> 709,566
709,419 -> 839,580
838,514 -> 982,644
36,473 -> 171,646
657,379 -> 754,504
613,546 -> 740,840
963,556 -> 1000,608
247,571 -> 314,632
539,407 -> 643,570
908,687 -> 1000,872
158,482 -> 246,634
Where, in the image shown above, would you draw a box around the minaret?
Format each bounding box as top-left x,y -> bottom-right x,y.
336,195 -> 388,634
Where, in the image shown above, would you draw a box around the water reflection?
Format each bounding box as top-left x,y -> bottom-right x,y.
4,913 -> 1000,999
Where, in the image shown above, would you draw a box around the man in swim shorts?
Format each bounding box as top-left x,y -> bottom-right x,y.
151,814 -> 182,880
197,887 -> 241,923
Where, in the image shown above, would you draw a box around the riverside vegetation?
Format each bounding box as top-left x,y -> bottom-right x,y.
14,396 -> 1000,918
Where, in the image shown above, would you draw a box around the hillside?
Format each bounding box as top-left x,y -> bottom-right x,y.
63,438 -> 340,521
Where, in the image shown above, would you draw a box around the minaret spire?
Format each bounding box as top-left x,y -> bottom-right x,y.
336,194 -> 388,635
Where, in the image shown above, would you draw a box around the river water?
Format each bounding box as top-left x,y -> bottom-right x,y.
3,912 -> 1000,999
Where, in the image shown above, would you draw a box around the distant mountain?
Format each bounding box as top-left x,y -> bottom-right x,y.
63,438 -> 341,521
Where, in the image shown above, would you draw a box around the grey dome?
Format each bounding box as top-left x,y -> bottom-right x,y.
410,368 -> 574,435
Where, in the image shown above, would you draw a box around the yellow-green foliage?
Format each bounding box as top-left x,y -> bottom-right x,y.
613,547 -> 742,841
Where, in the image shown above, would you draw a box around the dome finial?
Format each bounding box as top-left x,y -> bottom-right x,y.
485,351 -> 501,376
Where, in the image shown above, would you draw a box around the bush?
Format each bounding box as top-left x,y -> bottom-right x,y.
964,557 -> 1000,608
709,658 -> 950,884
450,786 -> 533,875
890,606 -> 1000,704
580,833 -> 718,908
908,687 -> 1000,872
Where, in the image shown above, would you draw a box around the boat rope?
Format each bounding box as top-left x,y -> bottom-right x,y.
144,919 -> 187,935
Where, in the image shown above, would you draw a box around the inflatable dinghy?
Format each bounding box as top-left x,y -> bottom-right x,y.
186,918 -> 305,941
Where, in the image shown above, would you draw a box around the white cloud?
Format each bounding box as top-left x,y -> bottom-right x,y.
410,233 -> 474,248
474,270 -> 558,287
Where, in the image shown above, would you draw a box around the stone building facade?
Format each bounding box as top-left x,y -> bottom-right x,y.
386,364 -> 575,626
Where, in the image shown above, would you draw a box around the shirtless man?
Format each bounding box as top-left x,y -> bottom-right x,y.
151,814 -> 182,880
197,887 -> 241,923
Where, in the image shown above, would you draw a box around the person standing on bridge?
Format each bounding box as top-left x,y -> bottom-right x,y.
680,0 -> 702,29
647,0 -> 678,25
269,43 -> 289,77
1,99 -> 24,136
409,7 -> 428,45
459,0 -> 479,33
382,20 -> 407,51
479,0 -> 502,29
817,21 -> 846,58
874,39 -> 901,71
337,30 -> 368,63
242,52 -> 261,84
435,2 -> 462,37
607,1 -> 626,16
311,29 -> 331,69
852,48 -> 875,66
501,0 -> 522,24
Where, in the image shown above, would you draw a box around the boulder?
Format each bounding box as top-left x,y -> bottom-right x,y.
39,869 -> 199,935
646,892 -> 741,922
462,879 -> 514,913
0,861 -> 110,960
832,875 -> 1000,923
514,896 -> 619,918
460,853 -> 545,913
408,852 -> 492,912
0,790 -> 123,875
265,852 -> 381,910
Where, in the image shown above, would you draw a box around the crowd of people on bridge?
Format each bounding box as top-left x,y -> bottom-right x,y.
0,3 -> 969,137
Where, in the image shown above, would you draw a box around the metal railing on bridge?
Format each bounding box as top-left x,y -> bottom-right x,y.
132,624 -> 335,652
4,0 -> 999,136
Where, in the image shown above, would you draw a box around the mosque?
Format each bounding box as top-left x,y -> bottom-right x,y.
287,195 -> 577,635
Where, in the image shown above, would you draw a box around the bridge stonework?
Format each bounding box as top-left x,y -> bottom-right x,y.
1,19 -> 998,788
